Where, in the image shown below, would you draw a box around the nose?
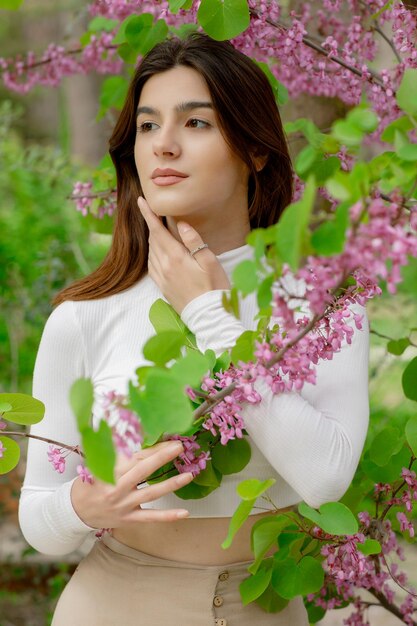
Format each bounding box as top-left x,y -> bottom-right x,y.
153,124 -> 181,158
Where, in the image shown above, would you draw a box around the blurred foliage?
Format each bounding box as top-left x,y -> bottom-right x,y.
0,100 -> 109,394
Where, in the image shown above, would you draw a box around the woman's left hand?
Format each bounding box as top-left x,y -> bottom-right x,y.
138,196 -> 230,314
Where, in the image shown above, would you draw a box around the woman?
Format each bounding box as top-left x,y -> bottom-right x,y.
19,33 -> 369,625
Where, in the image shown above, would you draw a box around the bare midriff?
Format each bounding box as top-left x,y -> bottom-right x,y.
112,507 -> 294,566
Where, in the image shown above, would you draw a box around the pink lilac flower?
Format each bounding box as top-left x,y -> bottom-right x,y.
101,390 -> 144,457
169,434 -> 210,476
47,445 -> 66,473
77,464 -> 94,484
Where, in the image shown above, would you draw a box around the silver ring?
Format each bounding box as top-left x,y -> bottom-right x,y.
190,243 -> 209,257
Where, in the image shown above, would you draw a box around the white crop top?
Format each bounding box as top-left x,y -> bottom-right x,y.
19,244 -> 370,555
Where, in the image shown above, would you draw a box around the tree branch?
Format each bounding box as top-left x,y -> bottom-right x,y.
1,431 -> 85,458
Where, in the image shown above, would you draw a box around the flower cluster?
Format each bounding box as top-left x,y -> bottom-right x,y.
71,181 -> 117,218
47,445 -> 67,473
169,434 -> 210,476
101,390 -> 144,457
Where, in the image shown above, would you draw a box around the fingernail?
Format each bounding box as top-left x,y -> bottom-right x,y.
177,510 -> 190,519
178,472 -> 194,483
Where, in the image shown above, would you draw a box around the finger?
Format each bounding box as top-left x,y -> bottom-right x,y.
138,196 -> 163,233
125,471 -> 194,508
177,222 -> 216,269
118,441 -> 185,493
123,507 -> 190,524
116,442 -> 183,478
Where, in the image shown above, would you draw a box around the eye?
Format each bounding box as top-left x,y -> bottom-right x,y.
186,118 -> 210,129
137,121 -> 159,133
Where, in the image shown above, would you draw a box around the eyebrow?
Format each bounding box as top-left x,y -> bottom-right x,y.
137,101 -> 213,116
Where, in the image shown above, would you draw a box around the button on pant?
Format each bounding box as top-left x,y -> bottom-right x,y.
52,535 -> 309,625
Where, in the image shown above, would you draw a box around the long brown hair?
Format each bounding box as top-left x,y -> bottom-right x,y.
54,33 -> 293,306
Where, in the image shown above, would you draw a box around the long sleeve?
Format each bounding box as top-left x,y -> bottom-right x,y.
19,301 -> 97,556
181,289 -> 370,509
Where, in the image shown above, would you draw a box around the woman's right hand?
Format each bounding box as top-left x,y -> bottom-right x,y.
70,440 -> 193,529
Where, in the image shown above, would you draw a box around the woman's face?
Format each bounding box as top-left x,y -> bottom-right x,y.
134,65 -> 250,223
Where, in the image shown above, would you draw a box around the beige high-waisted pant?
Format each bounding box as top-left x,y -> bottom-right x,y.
52,534 -> 309,626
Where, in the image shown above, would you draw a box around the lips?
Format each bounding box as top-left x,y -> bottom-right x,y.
151,168 -> 189,187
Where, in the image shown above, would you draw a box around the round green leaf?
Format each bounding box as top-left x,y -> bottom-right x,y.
211,437 -> 251,474
0,393 -> 44,426
197,0 -> 250,41
239,568 -> 272,605
237,478 -> 276,501
369,427 -> 403,466
396,68 -> 417,117
362,446 -> 411,483
357,539 -> 381,555
402,357 -> 417,402
143,331 -> 186,366
82,422 -> 116,484
232,260 -> 258,295
70,378 -> 94,431
295,145 -> 319,177
272,555 -> 324,599
255,584 -> 289,613
387,338 -> 411,356
298,501 -> 358,536
405,416 -> 417,457
0,436 -> 21,474
125,14 -> 153,49
249,514 -> 292,575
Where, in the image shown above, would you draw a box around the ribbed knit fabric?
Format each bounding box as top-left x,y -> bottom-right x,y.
19,244 -> 370,555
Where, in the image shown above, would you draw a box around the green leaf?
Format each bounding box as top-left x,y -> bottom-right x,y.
88,17 -> 119,32
232,260 -> 258,295
249,514 -> 292,575
237,478 -> 276,501
213,350 -> 231,374
125,13 -> 154,49
257,275 -> 274,309
396,69 -> 417,117
149,299 -> 190,336
274,177 -> 314,271
387,337 -> 411,355
138,19 -> 169,56
70,379 -> 94,432
348,108 -> 379,133
168,0 -> 192,13
197,0 -> 250,40
193,461 -> 221,488
143,331 -> 186,366
0,0 -> 24,8
211,437 -> 251,475
295,145 -> 319,177
175,480 -> 218,499
311,202 -> 349,256
405,416 -> 417,457
222,288 -> 240,319
254,62 -> 288,106
284,119 -> 321,147
271,555 -> 324,599
357,539 -> 381,555
0,402 -> 12,413
381,116 -> 414,143
81,421 -> 116,484
370,427 -> 403,466
231,330 -> 256,364
298,501 -> 358,535
310,156 -> 341,186
255,582 -> 289,613
402,357 -> 417,402
0,393 -> 44,426
170,351 -> 211,386
332,119 -> 364,147
362,446 -> 411,483
239,568 -> 272,605
397,143 -> 417,162
305,600 -> 326,624
326,172 -> 352,201
222,499 -> 255,549
0,436 -> 21,474
117,42 -> 139,64
98,76 -> 129,119
129,371 -> 194,443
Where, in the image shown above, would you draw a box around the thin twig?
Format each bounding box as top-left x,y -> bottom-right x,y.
1,431 -> 85,457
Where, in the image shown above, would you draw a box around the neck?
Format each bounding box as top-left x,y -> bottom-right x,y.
165,213 -> 250,256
